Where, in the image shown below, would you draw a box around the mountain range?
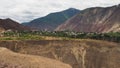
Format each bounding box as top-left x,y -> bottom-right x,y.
56,4 -> 120,33
22,8 -> 80,31
0,4 -> 120,33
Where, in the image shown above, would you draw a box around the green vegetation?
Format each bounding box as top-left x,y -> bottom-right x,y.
1,31 -> 120,42
26,8 -> 80,25
1,31 -> 44,40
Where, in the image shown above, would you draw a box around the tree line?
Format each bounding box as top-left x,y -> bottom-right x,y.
2,31 -> 120,42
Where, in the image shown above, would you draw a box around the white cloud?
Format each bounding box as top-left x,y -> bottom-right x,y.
0,0 -> 120,23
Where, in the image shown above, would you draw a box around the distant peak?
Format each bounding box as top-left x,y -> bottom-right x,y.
0,18 -> 13,21
68,8 -> 76,10
5,18 -> 12,20
0,18 -> 16,23
4,18 -> 15,22
110,4 -> 120,8
117,4 -> 120,7
67,8 -> 79,11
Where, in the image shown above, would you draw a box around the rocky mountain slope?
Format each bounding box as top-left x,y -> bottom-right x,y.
56,4 -> 120,33
0,40 -> 120,68
0,18 -> 30,31
0,47 -> 72,68
23,8 -> 80,31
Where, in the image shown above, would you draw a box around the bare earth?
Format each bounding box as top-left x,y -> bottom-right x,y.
0,39 -> 120,68
0,47 -> 72,68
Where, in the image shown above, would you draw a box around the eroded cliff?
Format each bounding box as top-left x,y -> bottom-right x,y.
0,40 -> 120,68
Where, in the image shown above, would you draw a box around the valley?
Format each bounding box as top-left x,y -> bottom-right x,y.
0,3 -> 120,68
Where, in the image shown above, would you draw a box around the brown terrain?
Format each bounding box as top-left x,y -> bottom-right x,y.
0,47 -> 72,68
56,4 -> 120,33
0,18 -> 30,31
0,39 -> 120,68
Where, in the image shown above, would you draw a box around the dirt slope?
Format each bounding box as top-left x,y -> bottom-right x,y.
0,47 -> 72,68
0,40 -> 120,68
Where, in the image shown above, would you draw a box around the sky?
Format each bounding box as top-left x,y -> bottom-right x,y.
0,0 -> 120,23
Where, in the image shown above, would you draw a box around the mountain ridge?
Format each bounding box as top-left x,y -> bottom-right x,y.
56,4 -> 120,33
22,8 -> 80,31
0,18 -> 30,31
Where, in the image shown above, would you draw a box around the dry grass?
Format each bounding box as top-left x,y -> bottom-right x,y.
0,47 -> 72,68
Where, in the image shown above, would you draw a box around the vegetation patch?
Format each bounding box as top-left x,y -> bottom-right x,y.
0,31 -> 120,42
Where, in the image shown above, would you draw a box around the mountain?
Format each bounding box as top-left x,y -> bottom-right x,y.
22,8 -> 80,31
56,4 -> 120,33
0,18 -> 30,31
0,47 -> 72,68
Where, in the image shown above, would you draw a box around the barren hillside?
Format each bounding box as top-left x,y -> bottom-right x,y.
0,39 -> 120,68
0,18 -> 30,31
0,47 -> 72,68
56,5 -> 120,33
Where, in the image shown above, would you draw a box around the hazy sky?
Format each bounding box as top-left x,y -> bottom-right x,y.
0,0 -> 120,23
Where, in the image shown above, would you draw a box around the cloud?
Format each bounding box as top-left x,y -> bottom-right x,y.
0,0 -> 120,23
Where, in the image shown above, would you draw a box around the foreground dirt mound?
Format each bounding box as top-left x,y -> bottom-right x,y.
0,39 -> 120,68
0,47 -> 72,68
